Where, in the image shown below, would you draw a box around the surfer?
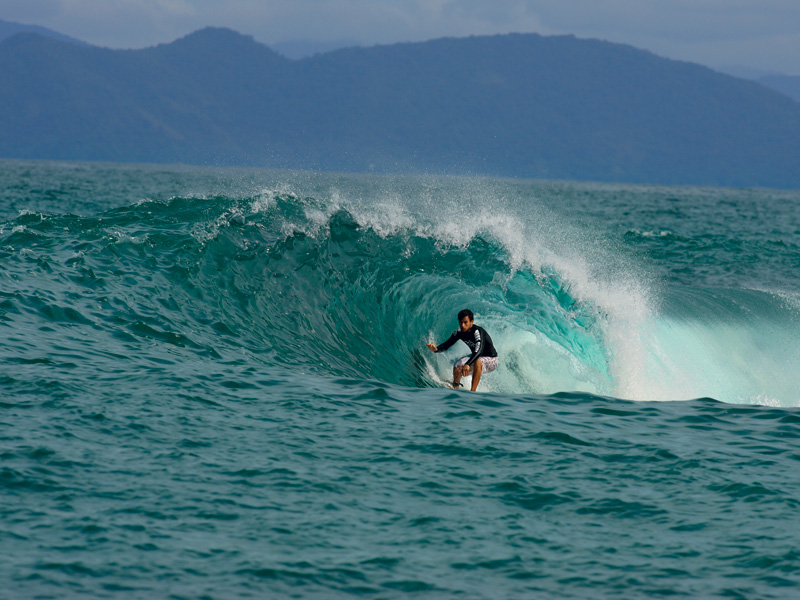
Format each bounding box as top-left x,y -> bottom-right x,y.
426,309 -> 498,391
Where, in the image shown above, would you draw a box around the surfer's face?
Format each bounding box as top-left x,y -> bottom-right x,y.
459,316 -> 473,332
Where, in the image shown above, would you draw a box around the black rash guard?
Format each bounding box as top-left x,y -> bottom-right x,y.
435,325 -> 498,368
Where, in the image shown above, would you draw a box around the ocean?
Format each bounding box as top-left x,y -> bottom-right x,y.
2,159 -> 799,599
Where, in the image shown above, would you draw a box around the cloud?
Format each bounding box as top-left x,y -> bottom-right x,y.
0,0 -> 64,23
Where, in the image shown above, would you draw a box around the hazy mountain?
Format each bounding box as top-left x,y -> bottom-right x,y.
758,75 -> 800,103
716,65 -> 779,80
716,64 -> 800,103
270,39 -> 360,59
0,19 -> 88,46
2,27 -> 799,188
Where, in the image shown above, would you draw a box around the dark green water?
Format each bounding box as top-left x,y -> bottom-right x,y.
2,160 -> 800,598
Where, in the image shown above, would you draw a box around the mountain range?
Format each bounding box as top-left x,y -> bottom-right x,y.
1,23 -> 799,188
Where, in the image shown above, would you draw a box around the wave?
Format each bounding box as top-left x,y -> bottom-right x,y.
2,185 -> 799,406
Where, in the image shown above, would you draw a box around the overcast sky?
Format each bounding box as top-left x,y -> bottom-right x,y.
2,0 -> 799,75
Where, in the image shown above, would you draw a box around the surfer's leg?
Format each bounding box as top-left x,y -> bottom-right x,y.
470,358 -> 483,391
452,356 -> 468,388
452,366 -> 462,388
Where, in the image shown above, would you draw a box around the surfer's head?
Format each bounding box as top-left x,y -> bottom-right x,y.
458,309 -> 474,332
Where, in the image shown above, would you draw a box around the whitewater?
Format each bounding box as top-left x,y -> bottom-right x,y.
2,159 -> 799,599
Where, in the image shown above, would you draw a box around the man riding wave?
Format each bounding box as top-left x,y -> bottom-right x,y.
426,309 -> 498,391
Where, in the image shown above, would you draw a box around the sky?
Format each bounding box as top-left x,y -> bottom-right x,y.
2,0 -> 799,76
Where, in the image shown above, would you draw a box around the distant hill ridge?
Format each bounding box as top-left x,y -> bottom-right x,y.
0,18 -> 88,46
758,74 -> 800,103
1,26 -> 799,188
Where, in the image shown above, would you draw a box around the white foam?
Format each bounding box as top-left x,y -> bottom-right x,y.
110,230 -> 148,244
636,315 -> 800,406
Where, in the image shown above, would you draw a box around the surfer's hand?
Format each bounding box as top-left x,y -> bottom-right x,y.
462,365 -> 470,376
426,343 -> 437,352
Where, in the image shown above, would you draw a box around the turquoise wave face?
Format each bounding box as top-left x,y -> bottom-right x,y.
0,190 -> 619,395
3,179 -> 800,406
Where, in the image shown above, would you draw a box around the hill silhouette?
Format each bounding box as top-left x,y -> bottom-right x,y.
1,27 -> 799,187
758,74 -> 800,103
0,18 -> 88,46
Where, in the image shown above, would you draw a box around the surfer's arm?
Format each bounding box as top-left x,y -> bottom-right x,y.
432,331 -> 459,353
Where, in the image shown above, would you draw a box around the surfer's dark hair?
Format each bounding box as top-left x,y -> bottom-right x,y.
458,309 -> 474,321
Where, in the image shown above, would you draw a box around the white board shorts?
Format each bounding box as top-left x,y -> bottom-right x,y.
454,355 -> 498,374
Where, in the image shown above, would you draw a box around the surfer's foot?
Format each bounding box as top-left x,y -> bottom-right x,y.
450,381 -> 463,389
